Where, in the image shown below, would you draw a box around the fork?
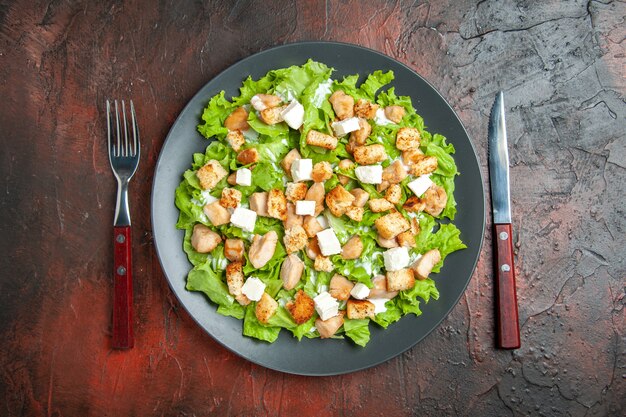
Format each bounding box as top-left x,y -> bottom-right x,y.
107,99 -> 140,349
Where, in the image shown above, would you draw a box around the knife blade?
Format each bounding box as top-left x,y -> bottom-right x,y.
488,91 -> 520,349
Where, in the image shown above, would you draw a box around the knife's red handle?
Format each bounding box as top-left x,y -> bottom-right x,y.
112,226 -> 134,349
494,223 -> 520,349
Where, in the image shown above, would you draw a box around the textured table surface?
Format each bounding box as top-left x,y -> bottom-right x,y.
1,1 -> 624,416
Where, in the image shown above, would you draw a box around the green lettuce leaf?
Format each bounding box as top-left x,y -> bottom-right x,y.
343,318 -> 371,347
243,304 -> 281,343
186,263 -> 233,307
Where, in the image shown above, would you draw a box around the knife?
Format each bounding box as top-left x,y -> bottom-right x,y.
488,91 -> 521,349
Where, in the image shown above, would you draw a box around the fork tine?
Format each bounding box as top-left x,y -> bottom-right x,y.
122,100 -> 129,157
106,99 -> 112,157
115,100 -> 122,157
130,100 -> 138,156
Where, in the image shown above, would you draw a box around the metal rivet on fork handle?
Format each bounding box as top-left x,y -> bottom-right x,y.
116,234 -> 126,243
117,266 -> 127,276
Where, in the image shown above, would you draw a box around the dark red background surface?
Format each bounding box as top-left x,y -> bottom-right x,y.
0,1 -> 624,416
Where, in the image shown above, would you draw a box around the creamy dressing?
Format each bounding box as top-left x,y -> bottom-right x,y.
275,86 -> 296,102
369,298 -> 389,314
312,79 -> 333,107
374,108 -> 393,125
242,128 -> 259,142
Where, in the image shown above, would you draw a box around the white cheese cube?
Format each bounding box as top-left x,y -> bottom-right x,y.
230,207 -> 257,232
355,165 -> 383,184
241,277 -> 266,301
317,215 -> 329,229
383,247 -> 410,272
291,158 -> 313,182
250,95 -> 267,111
368,298 -> 389,314
350,283 -> 370,300
408,174 -> 433,197
331,117 -> 361,136
316,228 -> 342,256
236,168 -> 252,186
374,108 -> 393,125
296,200 -> 316,216
281,100 -> 305,130
314,291 -> 340,321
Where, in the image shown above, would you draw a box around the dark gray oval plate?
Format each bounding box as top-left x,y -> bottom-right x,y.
151,41 -> 485,376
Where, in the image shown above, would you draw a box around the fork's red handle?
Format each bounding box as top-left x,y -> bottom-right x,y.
112,226 -> 134,349
494,223 -> 520,349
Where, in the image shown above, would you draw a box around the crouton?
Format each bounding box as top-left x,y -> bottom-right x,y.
377,233 -> 399,248
314,255 -> 334,272
386,268 -> 415,291
284,202 -> 304,229
226,262 -> 250,306
306,129 -> 338,150
224,238 -> 245,262
354,98 -> 379,119
305,182 -> 326,216
236,148 -> 259,165
259,105 -> 287,125
377,180 -> 390,193
224,107 -> 249,131
403,196 -> 426,213
395,127 -> 421,151
303,215 -> 323,238
369,198 -> 395,213
220,187 -> 242,208
306,236 -> 322,260
249,192 -> 269,216
203,201 -> 231,226
311,161 -> 333,182
280,254 -> 304,290
285,182 -> 308,202
349,118 -> 371,146
350,188 -> 370,207
422,184 -> 447,217
369,275 -> 398,299
227,172 -> 237,186
281,148 -> 301,175
226,130 -> 245,152
402,148 -> 425,165
325,184 -> 356,217
341,236 -> 363,260
267,189 -> 287,221
329,274 -> 354,300
286,290 -> 315,324
255,292 -> 278,323
248,231 -> 278,269
191,224 -> 222,253
353,144 -> 387,165
346,299 -> 375,319
283,225 -> 308,254
197,160 -> 228,190
345,206 -> 364,222
250,93 -> 282,111
315,312 -> 344,338
411,249 -> 441,280
396,231 -> 416,248
410,217 -> 420,235
329,90 -> 354,120
384,105 -> 406,123
375,212 -> 410,239
409,155 -> 438,176
384,184 -> 402,204
337,159 -> 354,185
382,161 -> 408,186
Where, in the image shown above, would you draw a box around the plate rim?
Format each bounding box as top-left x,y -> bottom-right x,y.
151,40 -> 486,376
